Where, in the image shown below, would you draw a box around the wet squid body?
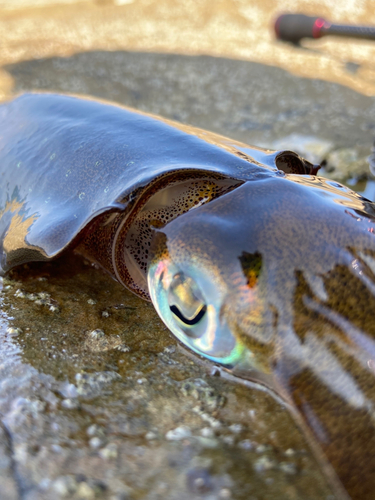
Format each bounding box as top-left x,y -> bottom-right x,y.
1,93 -> 375,500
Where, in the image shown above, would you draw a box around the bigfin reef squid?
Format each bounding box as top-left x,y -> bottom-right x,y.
1,93 -> 375,500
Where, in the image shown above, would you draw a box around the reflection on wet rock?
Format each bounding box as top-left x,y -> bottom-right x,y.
0,255 -> 333,499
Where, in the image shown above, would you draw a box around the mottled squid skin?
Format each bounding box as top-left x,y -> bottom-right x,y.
1,94 -> 375,500
149,177 -> 375,500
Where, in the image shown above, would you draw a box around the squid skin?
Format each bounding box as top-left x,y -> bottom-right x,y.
148,177 -> 375,500
1,93 -> 375,500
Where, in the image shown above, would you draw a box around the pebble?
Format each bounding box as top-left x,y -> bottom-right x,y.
165,426 -> 192,441
76,481 -> 95,499
52,475 -> 77,496
13,288 -> 60,312
186,467 -> 213,494
99,443 -> 118,459
51,444 -> 63,454
59,382 -> 78,399
253,456 -> 276,472
256,444 -> 267,453
89,329 -> 105,339
163,345 -> 176,354
145,431 -> 158,440
200,427 -> 215,438
75,371 -> 121,397
115,344 -> 130,352
6,327 -> 23,336
222,435 -> 235,446
86,424 -> 105,437
196,437 -> 219,449
87,298 -> 97,305
61,398 -> 80,410
219,488 -> 232,499
89,437 -> 103,449
228,423 -> 243,434
238,439 -> 254,450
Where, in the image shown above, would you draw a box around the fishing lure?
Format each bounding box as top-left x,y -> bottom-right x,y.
1,93 -> 375,500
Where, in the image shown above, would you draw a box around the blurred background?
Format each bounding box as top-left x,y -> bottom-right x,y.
1,0 -> 375,189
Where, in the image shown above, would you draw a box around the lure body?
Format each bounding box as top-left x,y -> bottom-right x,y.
1,93 -> 375,500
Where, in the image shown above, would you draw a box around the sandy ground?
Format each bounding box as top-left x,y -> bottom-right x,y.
1,0 -> 375,98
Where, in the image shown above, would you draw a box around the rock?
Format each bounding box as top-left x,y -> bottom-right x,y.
272,134 -> 334,165
325,147 -> 371,180
165,425 -> 192,441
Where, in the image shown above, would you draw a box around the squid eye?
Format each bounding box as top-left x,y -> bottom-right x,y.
148,260 -> 247,366
170,304 -> 207,325
168,273 -> 207,338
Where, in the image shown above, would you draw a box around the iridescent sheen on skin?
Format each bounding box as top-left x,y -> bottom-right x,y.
149,258 -> 249,368
147,176 -> 375,500
1,93 -> 374,500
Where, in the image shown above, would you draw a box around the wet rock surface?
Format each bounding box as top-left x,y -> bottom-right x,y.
0,256 -> 334,499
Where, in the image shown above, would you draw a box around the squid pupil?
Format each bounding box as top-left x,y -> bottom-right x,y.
170,304 -> 207,326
